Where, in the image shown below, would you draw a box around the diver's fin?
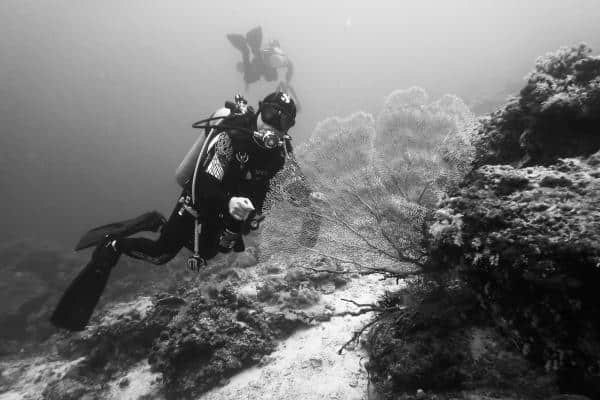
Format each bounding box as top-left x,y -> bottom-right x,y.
50,242 -> 120,331
75,211 -> 166,251
245,26 -> 262,56
226,33 -> 249,56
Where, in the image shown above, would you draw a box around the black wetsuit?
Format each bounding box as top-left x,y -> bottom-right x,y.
119,113 -> 287,264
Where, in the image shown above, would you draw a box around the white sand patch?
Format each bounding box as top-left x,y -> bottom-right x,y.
199,274 -> 399,400
96,296 -> 154,326
0,356 -> 84,400
105,361 -> 161,400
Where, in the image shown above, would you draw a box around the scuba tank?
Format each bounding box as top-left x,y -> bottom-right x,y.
175,107 -> 231,188
175,95 -> 252,188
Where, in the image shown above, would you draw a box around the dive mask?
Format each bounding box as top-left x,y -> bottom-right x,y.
253,128 -> 291,150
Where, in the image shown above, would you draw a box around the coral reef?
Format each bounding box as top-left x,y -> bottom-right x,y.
365,282 -> 558,400
367,45 -> 600,400
0,240 -> 188,354
147,286 -> 278,399
33,286 -> 309,400
375,87 -> 476,206
429,153 -> 600,396
474,44 -> 600,167
426,44 -> 600,398
256,256 -> 348,308
21,255 -> 348,399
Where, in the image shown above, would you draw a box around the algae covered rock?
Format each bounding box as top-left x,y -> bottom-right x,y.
474,44 -> 600,167
58,295 -> 181,373
429,153 -> 600,395
0,240 -> 188,353
365,282 -> 558,400
147,286 -> 277,399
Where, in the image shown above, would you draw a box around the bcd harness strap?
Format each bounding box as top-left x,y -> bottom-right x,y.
186,122 -> 225,271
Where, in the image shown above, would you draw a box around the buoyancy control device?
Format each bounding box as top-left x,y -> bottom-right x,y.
175,94 -> 254,188
176,94 -> 254,271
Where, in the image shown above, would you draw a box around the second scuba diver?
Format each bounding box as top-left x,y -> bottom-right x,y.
51,91 -> 311,331
227,26 -> 301,111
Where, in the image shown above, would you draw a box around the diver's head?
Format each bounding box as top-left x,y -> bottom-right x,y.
259,91 -> 296,131
254,91 -> 296,150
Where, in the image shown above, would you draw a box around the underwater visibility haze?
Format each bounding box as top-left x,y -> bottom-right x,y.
1,0 -> 599,246
3,1 -> 600,399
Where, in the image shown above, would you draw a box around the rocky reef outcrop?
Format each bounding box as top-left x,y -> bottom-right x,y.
365,282 -> 558,400
429,44 -> 600,398
37,286 -> 307,400
0,240 -> 189,355
430,154 -> 600,394
474,43 -> 600,167
1,255 -> 349,399
148,286 -> 285,399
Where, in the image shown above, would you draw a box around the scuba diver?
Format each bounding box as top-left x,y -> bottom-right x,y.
51,91 -> 311,331
227,26 -> 301,111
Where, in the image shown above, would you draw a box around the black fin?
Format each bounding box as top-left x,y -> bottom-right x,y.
75,211 -> 165,251
50,243 -> 120,331
245,26 -> 262,56
226,33 -> 249,56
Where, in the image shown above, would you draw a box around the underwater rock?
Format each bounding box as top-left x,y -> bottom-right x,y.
474,44 -> 600,167
365,284 -> 558,400
147,287 -> 278,399
429,152 -> 600,397
0,240 -> 187,351
42,378 -> 90,400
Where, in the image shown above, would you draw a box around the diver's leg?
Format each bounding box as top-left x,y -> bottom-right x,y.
119,202 -> 194,265
75,211 -> 166,251
244,57 -> 262,87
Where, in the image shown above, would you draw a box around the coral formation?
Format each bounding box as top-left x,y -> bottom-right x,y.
147,286 -> 277,399
367,45 -> 600,399
429,154 -> 600,395
23,255 -> 348,399
427,44 -> 600,398
366,282 -> 558,399
474,44 -> 600,167
0,240 -> 190,354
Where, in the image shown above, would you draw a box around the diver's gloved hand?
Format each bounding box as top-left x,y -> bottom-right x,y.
241,214 -> 266,235
228,197 -> 255,221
